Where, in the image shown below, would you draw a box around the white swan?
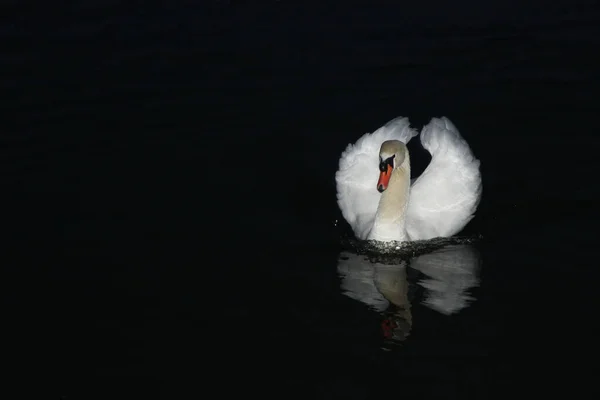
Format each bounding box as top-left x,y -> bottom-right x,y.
335,116 -> 482,242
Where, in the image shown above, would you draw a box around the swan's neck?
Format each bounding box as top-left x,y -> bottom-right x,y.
368,154 -> 411,242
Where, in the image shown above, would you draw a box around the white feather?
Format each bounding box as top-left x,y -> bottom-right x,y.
405,117 -> 482,240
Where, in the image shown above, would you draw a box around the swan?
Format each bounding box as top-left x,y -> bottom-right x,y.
335,116 -> 482,242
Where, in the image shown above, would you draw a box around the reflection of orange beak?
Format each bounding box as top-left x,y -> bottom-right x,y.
377,164 -> 392,192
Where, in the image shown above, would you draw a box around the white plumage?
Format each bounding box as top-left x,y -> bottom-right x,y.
335,116 -> 482,242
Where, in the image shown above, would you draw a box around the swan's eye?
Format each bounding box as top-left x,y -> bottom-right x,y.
379,155 -> 395,171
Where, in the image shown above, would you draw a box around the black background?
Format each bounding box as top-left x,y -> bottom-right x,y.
3,1 -> 598,398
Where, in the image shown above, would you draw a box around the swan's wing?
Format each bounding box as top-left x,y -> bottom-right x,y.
336,117 -> 418,239
406,117 -> 482,240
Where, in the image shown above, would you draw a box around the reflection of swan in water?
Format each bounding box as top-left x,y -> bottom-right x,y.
338,253 -> 413,342
411,245 -> 480,315
337,243 -> 480,343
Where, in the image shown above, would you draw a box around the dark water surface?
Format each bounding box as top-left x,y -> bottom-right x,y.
4,1 -> 599,398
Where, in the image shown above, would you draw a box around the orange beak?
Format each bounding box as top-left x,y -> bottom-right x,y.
377,164 -> 392,192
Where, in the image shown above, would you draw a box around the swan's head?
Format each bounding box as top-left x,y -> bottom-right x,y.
377,140 -> 407,193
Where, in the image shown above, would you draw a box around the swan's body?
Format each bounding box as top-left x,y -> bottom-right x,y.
336,116 -> 482,242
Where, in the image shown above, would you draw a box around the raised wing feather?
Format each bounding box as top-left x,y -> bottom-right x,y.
336,117 -> 418,239
405,117 -> 482,240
